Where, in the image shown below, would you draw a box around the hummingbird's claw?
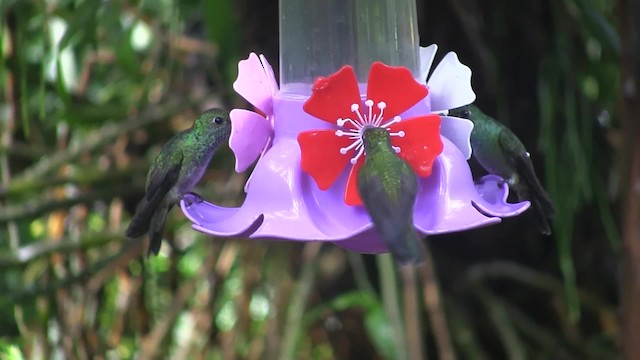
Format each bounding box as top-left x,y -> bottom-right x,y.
498,176 -> 517,188
182,192 -> 204,206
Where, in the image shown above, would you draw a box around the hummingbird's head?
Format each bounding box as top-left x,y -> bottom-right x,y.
448,104 -> 480,119
194,108 -> 232,139
361,126 -> 392,151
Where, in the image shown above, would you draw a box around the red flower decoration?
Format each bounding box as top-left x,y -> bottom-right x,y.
298,62 -> 444,206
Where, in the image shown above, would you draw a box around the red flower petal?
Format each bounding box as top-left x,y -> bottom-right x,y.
298,130 -> 353,190
390,115 -> 443,177
344,156 -> 365,206
303,66 -> 362,126
367,62 -> 429,119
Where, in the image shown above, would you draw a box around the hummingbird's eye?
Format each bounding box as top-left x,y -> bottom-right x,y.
213,116 -> 224,125
461,110 -> 470,118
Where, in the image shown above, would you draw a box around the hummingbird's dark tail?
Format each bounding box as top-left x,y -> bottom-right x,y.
386,228 -> 425,266
514,153 -> 555,235
125,174 -> 176,239
125,198 -> 154,238
530,197 -> 553,235
147,205 -> 172,256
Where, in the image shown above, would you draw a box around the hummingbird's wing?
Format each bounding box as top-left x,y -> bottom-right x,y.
125,154 -> 184,238
498,131 -> 555,234
358,163 -> 423,265
513,152 -> 555,234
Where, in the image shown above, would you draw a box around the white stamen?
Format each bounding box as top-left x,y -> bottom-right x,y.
331,99 -> 407,162
373,102 -> 386,126
340,139 -> 362,154
351,103 -> 366,126
340,117 -> 360,128
350,146 -> 365,164
365,99 -> 374,123
339,129 -> 361,138
380,115 -> 401,128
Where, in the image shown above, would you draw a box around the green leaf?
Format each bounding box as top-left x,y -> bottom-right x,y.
57,0 -> 100,51
363,305 -> 395,360
0,342 -> 25,360
55,57 -> 71,106
305,291 -> 395,359
115,28 -> 141,79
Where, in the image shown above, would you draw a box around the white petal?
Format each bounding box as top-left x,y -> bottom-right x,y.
427,51 -> 476,112
419,44 -> 438,83
441,115 -> 473,159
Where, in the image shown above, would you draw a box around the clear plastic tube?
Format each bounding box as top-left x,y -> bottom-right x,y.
279,0 -> 420,95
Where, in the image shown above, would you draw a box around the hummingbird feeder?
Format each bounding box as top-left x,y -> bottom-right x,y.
180,0 -> 529,253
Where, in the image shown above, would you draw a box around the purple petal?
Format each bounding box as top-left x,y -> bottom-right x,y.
180,197 -> 261,236
242,136 -> 272,193
419,45 -> 438,83
414,139 -> 502,234
233,53 -> 277,115
259,54 -> 278,95
245,139 -> 331,240
332,229 -> 388,254
440,115 -> 473,159
428,52 -> 476,112
473,175 -> 530,217
184,138 -> 331,240
229,109 -> 273,173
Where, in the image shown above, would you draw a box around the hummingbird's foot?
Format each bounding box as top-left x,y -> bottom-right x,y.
498,177 -> 517,188
182,192 -> 204,206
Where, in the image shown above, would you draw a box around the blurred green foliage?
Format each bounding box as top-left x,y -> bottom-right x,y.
0,0 -> 624,359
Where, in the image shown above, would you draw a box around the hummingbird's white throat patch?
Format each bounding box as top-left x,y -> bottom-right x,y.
334,99 -> 406,164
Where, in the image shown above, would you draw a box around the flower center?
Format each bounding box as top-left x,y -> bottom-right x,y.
334,99 -> 405,164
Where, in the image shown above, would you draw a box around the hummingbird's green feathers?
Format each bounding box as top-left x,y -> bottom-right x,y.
125,154 -> 183,239
497,127 -> 526,158
358,165 -> 423,265
513,152 -> 556,234
148,204 -> 173,256
358,127 -> 424,266
125,108 -> 231,256
145,147 -> 184,201
450,104 -> 555,235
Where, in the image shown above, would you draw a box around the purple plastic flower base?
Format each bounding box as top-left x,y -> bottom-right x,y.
180,54 -> 529,253
180,49 -> 530,254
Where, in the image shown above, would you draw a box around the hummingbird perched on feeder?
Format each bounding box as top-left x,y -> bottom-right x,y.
125,108 -> 232,256
357,126 -> 452,360
449,104 -> 555,235
357,126 -> 423,266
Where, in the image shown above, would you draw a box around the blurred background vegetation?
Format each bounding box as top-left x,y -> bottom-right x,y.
0,0 -> 634,359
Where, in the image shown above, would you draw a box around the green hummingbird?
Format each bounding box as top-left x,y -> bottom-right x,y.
449,104 -> 555,235
358,127 -> 455,359
125,108 -> 231,256
357,127 -> 423,266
